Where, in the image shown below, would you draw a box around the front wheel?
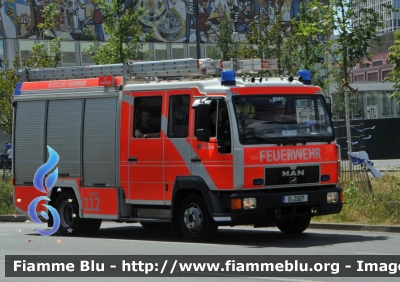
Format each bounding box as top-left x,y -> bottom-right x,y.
55,192 -> 101,236
275,216 -> 311,234
179,194 -> 217,242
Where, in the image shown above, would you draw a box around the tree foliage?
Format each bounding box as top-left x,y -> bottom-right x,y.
2,3 -> 66,134
240,17 -> 270,60
84,0 -> 151,64
384,30 -> 400,103
289,0 -> 330,91
297,0 -> 394,115
207,11 -> 238,61
0,56 -> 21,134
22,3 -> 66,68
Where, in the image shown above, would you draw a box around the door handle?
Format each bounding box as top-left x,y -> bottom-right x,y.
128,157 -> 137,162
191,158 -> 201,162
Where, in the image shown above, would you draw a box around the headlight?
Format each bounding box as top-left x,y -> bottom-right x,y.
327,192 -> 339,203
243,198 -> 257,209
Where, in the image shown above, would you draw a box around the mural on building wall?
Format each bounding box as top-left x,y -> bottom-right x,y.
0,0 -> 300,42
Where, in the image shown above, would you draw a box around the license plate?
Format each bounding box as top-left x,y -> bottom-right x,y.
282,194 -> 308,203
282,130 -> 297,136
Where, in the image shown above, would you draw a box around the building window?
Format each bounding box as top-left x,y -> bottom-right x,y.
367,72 -> 378,81
138,43 -> 151,60
366,91 -> 378,106
0,40 -> 4,65
354,74 -> 364,81
80,42 -> 95,65
19,40 -> 45,63
382,70 -> 391,80
171,44 -> 184,59
154,43 -> 167,60
381,91 -> 393,117
360,63 -> 369,69
205,44 -> 218,58
188,44 -> 198,58
61,41 -> 77,65
372,61 -> 382,67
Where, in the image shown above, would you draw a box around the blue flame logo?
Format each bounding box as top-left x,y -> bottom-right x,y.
27,146 -> 60,236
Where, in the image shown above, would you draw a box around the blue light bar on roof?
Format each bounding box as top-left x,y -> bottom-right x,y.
221,70 -> 236,86
297,70 -> 311,85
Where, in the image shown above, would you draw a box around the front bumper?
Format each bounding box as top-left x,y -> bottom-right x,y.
229,186 -> 343,224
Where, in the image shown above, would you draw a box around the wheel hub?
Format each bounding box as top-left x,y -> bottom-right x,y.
183,204 -> 202,232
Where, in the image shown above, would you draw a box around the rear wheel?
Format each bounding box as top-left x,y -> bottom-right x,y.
179,194 -> 217,242
55,192 -> 101,236
275,216 -> 311,234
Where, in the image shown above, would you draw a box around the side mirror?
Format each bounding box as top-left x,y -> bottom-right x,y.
195,101 -> 211,142
325,97 -> 332,116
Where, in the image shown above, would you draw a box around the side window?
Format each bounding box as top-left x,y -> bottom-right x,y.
133,96 -> 162,138
168,95 -> 190,138
208,100 -> 232,154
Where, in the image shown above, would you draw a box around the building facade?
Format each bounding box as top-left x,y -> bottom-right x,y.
0,0 -> 301,67
329,0 -> 400,120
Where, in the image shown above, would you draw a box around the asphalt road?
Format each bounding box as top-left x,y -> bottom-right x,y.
1,221 -> 400,282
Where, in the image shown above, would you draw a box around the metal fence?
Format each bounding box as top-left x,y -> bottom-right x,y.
332,119 -> 372,190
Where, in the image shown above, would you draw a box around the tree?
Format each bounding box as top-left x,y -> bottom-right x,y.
384,30 -> 400,103
1,3 -> 67,134
289,0 -> 331,91
239,9 -> 299,76
0,56 -> 21,134
240,15 -> 270,60
298,0 -> 394,117
84,0 -> 151,64
207,11 -> 238,61
22,3 -> 66,68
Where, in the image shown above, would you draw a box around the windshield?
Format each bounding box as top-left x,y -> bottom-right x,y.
233,95 -> 335,145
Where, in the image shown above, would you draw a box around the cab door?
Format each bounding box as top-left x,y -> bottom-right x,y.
128,91 -> 165,204
191,99 -> 234,190
163,91 -> 193,204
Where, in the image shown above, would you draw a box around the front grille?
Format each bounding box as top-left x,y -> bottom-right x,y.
265,165 -> 320,186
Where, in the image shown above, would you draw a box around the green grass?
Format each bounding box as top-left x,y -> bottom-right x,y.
312,172 -> 400,225
0,173 -> 18,215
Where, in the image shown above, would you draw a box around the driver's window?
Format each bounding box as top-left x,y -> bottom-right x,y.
210,100 -> 231,154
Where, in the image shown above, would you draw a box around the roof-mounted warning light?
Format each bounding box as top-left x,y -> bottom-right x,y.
221,70 -> 236,86
297,70 -> 311,85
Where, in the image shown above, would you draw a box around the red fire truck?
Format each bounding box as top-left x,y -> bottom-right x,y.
12,58 -> 343,242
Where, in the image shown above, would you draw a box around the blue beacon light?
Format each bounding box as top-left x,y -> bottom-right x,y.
297,70 -> 311,85
221,70 -> 236,86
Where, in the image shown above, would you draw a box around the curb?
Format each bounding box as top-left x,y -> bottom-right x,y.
309,222 -> 400,233
0,215 -> 29,222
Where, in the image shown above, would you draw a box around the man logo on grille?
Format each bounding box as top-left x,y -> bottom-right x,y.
289,177 -> 297,184
282,170 -> 304,177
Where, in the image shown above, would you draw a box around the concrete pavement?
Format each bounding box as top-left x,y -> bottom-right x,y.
1,214 -> 400,233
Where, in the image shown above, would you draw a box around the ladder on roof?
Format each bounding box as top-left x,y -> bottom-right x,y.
16,58 -> 274,82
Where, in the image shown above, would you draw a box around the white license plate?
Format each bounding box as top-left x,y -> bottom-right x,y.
282,194 -> 308,203
282,130 -> 297,136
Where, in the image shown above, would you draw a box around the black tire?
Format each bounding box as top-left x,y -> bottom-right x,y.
275,216 -> 311,234
54,192 -> 101,236
179,193 -> 217,242
140,222 -> 170,230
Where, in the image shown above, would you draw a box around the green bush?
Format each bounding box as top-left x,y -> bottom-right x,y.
313,173 -> 400,225
0,174 -> 18,214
